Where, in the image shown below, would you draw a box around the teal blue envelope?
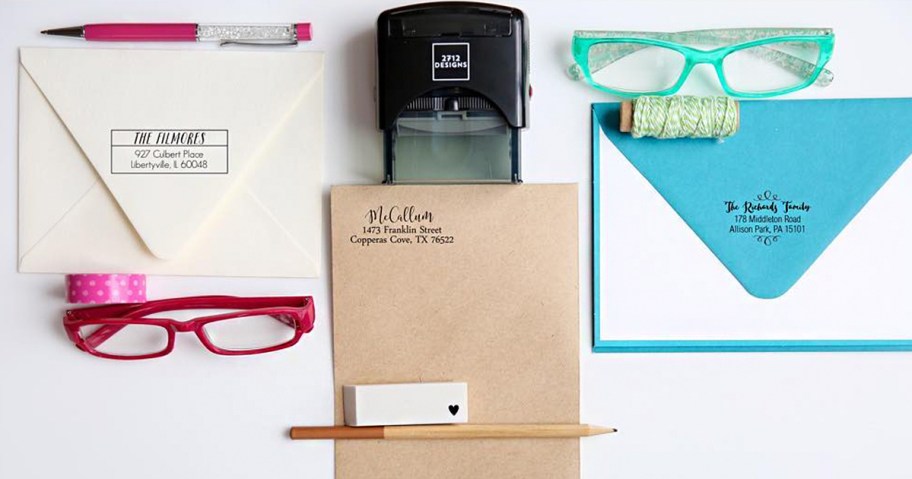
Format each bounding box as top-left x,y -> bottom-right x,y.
593,99 -> 912,352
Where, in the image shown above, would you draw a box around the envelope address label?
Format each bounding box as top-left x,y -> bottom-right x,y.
110,130 -> 228,174
348,205 -> 455,247
724,190 -> 811,246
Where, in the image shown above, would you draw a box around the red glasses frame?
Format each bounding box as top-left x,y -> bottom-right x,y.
63,296 -> 315,360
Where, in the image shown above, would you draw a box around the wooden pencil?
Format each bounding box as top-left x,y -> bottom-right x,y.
289,424 -> 616,440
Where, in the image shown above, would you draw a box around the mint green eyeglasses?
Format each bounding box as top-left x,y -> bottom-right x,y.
569,28 -> 835,98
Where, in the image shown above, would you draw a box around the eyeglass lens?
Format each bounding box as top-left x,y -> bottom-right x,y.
77,309 -> 299,357
586,38 -> 822,95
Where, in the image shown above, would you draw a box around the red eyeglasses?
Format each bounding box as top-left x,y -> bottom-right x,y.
63,296 -> 315,360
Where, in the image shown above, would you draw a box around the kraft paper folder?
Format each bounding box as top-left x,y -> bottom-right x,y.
331,185 -> 580,479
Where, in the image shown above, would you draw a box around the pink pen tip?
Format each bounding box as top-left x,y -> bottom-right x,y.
296,23 -> 312,42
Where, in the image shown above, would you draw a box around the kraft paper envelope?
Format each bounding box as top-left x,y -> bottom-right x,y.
18,48 -> 323,277
331,185 -> 580,479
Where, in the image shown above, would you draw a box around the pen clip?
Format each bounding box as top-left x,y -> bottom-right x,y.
219,39 -> 298,47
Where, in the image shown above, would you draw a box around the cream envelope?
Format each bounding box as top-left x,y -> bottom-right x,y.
18,48 -> 323,277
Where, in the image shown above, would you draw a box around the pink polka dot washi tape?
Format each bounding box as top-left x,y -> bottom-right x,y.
65,274 -> 147,305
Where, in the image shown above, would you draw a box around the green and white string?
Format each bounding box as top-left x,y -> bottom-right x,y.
632,95 -> 738,139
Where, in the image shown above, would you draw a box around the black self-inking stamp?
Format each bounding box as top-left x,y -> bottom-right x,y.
377,2 -> 529,184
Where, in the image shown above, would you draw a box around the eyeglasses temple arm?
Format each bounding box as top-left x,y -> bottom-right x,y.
746,45 -> 833,86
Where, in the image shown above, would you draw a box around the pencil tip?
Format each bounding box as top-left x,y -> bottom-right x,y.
588,425 -> 618,436
42,26 -> 84,38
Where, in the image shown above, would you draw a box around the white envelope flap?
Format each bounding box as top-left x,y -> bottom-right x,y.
19,47 -> 324,260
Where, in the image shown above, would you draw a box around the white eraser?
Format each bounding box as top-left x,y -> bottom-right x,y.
343,382 -> 468,427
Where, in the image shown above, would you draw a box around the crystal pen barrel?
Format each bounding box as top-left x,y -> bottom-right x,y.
196,24 -> 312,43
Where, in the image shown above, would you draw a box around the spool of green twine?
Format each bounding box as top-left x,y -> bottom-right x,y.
620,96 -> 739,139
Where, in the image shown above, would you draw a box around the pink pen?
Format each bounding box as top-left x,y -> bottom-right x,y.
42,23 -> 312,45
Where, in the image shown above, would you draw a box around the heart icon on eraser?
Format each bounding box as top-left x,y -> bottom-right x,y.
448,405 -> 459,416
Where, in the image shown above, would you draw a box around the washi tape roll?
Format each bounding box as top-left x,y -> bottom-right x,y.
65,274 -> 147,304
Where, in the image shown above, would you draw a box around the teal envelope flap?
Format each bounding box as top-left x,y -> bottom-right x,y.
595,98 -> 912,299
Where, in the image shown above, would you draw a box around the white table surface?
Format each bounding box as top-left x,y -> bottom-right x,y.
2,1 -> 911,478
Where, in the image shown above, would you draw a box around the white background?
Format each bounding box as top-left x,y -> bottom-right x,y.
2,1 -> 912,478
